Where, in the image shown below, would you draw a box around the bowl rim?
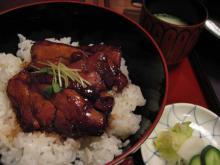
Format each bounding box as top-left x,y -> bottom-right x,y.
0,1 -> 169,164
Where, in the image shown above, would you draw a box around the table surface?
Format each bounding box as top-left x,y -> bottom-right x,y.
0,1 -> 210,164
168,57 -> 208,108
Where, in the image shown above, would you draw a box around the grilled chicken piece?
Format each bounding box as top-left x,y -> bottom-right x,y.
94,96 -> 114,114
31,41 -> 128,92
7,71 -> 55,131
80,45 -> 121,67
69,52 -> 128,91
31,40 -> 85,67
7,72 -> 107,137
52,89 -> 106,136
7,41 -> 128,138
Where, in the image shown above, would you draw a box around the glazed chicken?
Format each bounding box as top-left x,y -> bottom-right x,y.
7,41 -> 128,137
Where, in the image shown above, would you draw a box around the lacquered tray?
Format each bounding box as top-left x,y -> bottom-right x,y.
190,29 -> 220,116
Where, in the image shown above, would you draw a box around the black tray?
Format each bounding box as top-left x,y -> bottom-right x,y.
190,29 -> 220,116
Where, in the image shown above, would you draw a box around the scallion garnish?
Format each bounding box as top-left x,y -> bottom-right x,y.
31,61 -> 91,93
42,85 -> 53,98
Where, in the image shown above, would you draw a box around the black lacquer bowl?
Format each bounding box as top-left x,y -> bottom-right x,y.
0,1 -> 168,164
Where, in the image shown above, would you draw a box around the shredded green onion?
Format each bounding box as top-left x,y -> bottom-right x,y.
31,61 -> 91,93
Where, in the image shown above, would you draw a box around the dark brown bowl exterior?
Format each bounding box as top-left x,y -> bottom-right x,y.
140,0 -> 208,65
0,1 -> 168,164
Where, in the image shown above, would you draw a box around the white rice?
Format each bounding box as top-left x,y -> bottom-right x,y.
0,34 -> 146,165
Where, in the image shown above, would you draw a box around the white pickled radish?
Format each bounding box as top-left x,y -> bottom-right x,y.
177,137 -> 207,162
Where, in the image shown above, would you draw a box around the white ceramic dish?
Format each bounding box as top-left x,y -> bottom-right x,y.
141,103 -> 220,165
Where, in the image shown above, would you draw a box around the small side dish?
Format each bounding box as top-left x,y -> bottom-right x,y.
154,122 -> 220,165
141,103 -> 220,165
